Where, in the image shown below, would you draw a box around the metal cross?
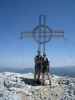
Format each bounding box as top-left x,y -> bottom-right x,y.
21,15 -> 64,54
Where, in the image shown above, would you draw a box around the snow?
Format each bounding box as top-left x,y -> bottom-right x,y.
0,72 -> 75,100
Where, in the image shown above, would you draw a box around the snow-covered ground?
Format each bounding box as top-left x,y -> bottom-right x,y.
0,72 -> 75,100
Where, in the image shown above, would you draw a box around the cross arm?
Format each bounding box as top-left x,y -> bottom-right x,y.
52,29 -> 64,38
20,31 -> 33,39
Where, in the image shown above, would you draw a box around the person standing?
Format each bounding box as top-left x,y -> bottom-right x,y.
34,51 -> 41,81
42,54 -> 49,85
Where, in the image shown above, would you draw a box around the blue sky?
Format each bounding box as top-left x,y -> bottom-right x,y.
0,0 -> 75,68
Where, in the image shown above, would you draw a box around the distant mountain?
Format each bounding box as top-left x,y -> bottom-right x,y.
0,66 -> 75,77
51,66 -> 75,77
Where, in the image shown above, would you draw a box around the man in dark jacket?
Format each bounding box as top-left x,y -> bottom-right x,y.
42,54 -> 49,85
34,51 -> 41,81
42,54 -> 49,73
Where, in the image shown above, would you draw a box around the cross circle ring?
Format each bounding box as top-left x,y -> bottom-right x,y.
32,25 -> 53,44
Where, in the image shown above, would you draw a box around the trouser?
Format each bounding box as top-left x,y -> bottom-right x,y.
34,64 -> 41,80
